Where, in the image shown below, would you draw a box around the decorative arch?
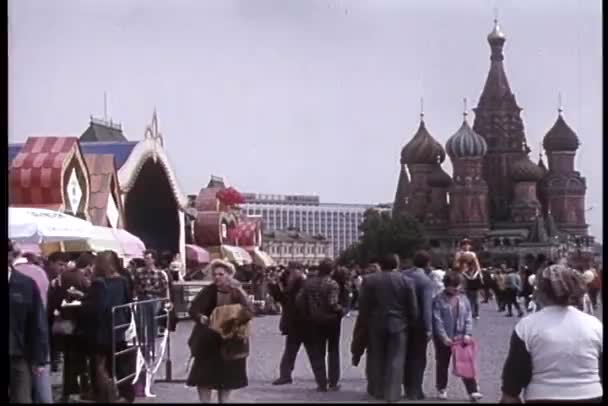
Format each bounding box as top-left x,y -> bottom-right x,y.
118,111 -> 187,255
117,112 -> 187,209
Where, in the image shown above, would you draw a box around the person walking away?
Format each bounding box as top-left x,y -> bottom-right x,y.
432,271 -> 483,402
80,251 -> 132,403
580,269 -> 596,316
586,267 -> 601,311
504,268 -> 524,317
269,263 -> 308,385
9,240 -> 50,404
46,251 -> 68,372
351,268 -> 363,310
494,268 -> 507,312
332,266 -> 352,317
12,244 -> 54,403
519,267 -> 534,312
500,264 -> 602,403
353,254 -> 418,402
480,268 -> 494,304
461,264 -> 483,320
186,260 -> 254,403
296,259 -> 344,392
131,249 -> 169,397
401,250 -> 434,400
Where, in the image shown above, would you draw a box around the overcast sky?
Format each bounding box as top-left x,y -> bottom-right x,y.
9,0 -> 602,241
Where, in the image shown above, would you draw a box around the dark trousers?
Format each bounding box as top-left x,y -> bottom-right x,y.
465,290 -> 480,318
433,338 -> 478,394
504,289 -> 523,315
304,320 -> 341,388
279,332 -> 305,379
481,287 -> 492,303
62,335 -> 90,397
91,342 -> 135,403
403,329 -> 428,399
588,288 -> 600,308
367,328 -> 407,402
492,288 -> 505,311
9,356 -> 32,404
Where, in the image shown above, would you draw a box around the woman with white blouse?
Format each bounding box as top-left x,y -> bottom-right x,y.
500,264 -> 603,403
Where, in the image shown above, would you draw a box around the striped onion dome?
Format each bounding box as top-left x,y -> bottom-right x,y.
511,155 -> 545,182
543,113 -> 579,152
428,163 -> 452,188
446,119 -> 487,159
401,120 -> 446,165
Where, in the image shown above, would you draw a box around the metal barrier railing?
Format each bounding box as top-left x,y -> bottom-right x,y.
111,298 -> 170,388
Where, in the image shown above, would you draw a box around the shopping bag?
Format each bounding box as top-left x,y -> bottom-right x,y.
451,338 -> 478,379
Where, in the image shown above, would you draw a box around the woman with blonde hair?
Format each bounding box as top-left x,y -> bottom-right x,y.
186,259 -> 254,403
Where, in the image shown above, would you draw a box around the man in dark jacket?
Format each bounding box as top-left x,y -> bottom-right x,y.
355,254 -> 418,402
269,262 -> 307,385
296,259 -> 343,392
9,240 -> 50,403
401,250 -> 434,400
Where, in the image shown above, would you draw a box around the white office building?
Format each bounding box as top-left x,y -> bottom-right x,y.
241,193 -> 375,258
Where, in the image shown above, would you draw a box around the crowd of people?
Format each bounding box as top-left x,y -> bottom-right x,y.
9,236 -> 603,404
8,241 -> 180,403
189,237 -> 601,403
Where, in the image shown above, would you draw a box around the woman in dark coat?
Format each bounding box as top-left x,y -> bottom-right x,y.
186,259 -> 254,403
81,251 -> 133,403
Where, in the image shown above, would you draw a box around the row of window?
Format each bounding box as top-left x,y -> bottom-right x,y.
267,244 -> 329,256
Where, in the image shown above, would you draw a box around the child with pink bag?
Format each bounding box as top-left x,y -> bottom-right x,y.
432,271 -> 483,403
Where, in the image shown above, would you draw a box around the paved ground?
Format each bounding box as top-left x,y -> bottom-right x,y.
134,299 -> 602,403
54,298 -> 602,403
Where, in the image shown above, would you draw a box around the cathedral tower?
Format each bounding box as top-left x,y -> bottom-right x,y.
473,19 -> 528,222
399,115 -> 446,222
446,105 -> 490,239
540,107 -> 588,236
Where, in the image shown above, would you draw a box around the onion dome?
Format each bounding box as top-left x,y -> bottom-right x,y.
401,119 -> 446,165
487,18 -> 506,43
543,112 -> 579,152
428,163 -> 452,188
511,155 -> 545,182
446,117 -> 488,159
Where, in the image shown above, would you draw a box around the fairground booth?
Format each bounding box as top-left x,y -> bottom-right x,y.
8,112 -> 189,259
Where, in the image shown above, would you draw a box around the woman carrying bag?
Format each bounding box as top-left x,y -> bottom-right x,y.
186,259 -> 254,403
432,271 -> 483,403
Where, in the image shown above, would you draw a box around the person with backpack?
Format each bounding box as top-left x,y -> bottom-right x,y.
296,259 -> 344,392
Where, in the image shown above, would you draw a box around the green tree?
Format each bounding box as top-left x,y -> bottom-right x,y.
339,209 -> 428,266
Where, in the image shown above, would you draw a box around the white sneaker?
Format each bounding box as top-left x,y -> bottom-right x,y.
437,389 -> 448,400
470,392 -> 483,402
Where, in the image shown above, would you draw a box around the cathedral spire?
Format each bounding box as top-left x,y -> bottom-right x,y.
478,18 -> 513,107
420,97 -> 425,122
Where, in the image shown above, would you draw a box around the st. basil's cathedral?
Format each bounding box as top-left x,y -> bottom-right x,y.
393,19 -> 595,268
